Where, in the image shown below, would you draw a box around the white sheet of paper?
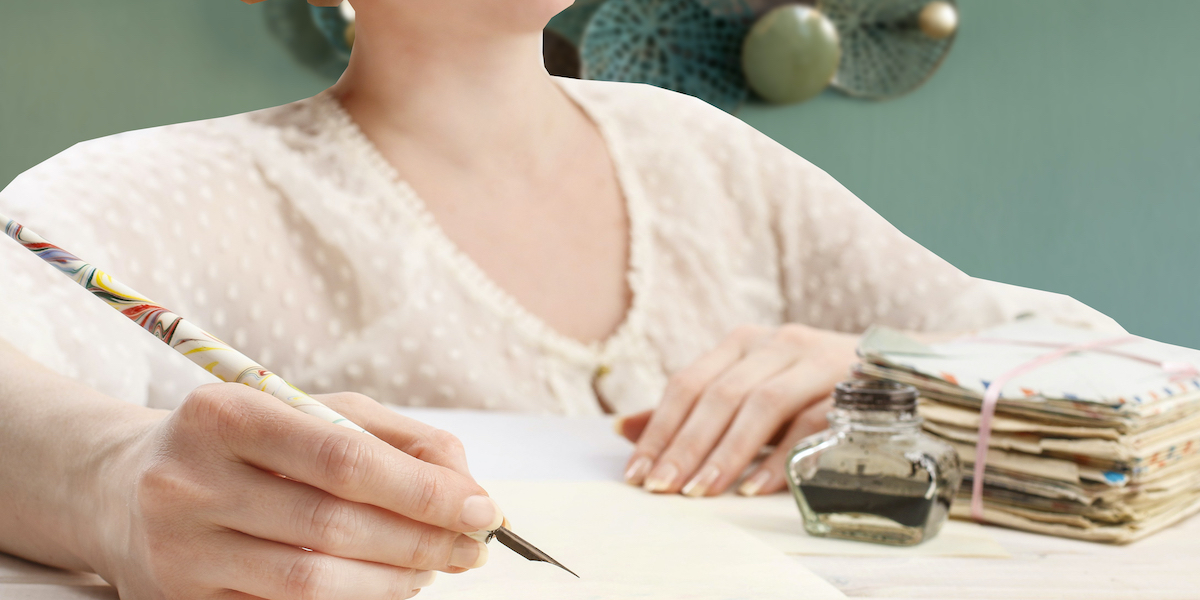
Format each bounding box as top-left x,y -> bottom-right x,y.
679,493 -> 1011,558
429,481 -> 846,599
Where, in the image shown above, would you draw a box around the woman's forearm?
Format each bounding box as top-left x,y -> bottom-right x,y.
0,337 -> 161,572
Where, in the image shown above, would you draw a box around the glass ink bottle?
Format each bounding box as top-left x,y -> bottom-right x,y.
785,378 -> 961,545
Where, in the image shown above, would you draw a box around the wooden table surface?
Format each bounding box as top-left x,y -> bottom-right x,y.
3,408 -> 1196,600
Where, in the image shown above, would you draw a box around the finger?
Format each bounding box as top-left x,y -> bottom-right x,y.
684,363 -> 835,497
316,392 -> 473,477
738,396 -> 834,497
204,530 -> 433,600
212,464 -> 489,572
625,325 -> 764,485
180,384 -> 504,533
613,410 -> 652,443
645,344 -> 800,494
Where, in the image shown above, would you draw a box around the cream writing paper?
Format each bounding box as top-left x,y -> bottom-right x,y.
430,481 -> 846,599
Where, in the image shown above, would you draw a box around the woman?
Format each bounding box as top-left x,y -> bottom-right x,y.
0,0 -> 1120,597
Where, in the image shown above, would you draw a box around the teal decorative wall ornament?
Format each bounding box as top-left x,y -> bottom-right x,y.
818,0 -> 958,99
741,5 -> 840,104
580,0 -> 756,112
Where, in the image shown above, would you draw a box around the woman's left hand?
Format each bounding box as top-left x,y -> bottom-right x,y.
618,324 -> 859,497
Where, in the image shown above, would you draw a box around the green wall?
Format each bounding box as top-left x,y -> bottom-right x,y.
0,0 -> 328,184
740,2 -> 1200,348
2,1 -> 1198,346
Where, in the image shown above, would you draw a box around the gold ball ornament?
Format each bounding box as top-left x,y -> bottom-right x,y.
919,1 -> 958,40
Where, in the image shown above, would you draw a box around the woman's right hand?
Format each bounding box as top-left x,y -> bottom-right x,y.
89,383 -> 500,600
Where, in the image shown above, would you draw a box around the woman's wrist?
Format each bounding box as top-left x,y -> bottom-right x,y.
63,404 -> 166,579
0,337 -> 167,575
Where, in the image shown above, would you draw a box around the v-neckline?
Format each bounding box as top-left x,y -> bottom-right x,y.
319,78 -> 652,365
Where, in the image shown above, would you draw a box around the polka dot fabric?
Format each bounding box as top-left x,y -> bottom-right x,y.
0,78 -> 1122,414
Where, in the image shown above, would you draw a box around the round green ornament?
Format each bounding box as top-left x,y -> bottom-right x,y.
741,5 -> 841,105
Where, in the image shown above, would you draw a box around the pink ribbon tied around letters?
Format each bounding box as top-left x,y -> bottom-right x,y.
963,335 -> 1200,522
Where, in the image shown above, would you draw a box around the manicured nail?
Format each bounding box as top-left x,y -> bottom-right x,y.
414,570 -> 437,588
682,465 -> 720,498
737,470 -> 773,497
643,463 -> 679,493
460,495 -> 504,531
624,456 -> 653,485
449,535 -> 488,570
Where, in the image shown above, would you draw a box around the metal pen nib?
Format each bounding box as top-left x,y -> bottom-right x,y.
488,527 -> 579,578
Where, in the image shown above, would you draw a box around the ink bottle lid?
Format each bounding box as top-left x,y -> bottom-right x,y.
831,378 -> 918,412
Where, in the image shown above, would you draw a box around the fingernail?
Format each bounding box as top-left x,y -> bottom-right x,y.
449,536 -> 488,570
624,456 -> 653,485
413,570 -> 437,588
737,470 -> 773,497
406,589 -> 422,599
460,495 -> 504,531
643,463 -> 679,493
682,465 -> 720,498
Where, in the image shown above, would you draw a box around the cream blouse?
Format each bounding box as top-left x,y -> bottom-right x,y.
0,78 -> 1122,415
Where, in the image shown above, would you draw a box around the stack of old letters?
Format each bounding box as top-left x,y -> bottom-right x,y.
858,318 -> 1200,542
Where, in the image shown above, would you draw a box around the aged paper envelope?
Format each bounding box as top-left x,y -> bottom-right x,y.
679,493 -> 1011,558
430,481 -> 846,599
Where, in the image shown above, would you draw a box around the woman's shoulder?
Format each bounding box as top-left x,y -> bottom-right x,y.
555,77 -> 812,180
556,77 -> 758,141
556,78 -> 826,205
2,96 -> 324,212
0,96 -> 329,268
7,97 -> 324,194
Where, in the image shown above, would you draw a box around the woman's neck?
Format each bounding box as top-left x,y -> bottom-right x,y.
328,15 -> 574,174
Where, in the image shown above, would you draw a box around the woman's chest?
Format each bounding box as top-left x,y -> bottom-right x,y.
413,159 -> 633,347
227,101 -> 789,414
244,188 -> 788,415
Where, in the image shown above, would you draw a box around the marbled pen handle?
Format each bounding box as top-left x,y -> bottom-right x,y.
1,213 -> 367,434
